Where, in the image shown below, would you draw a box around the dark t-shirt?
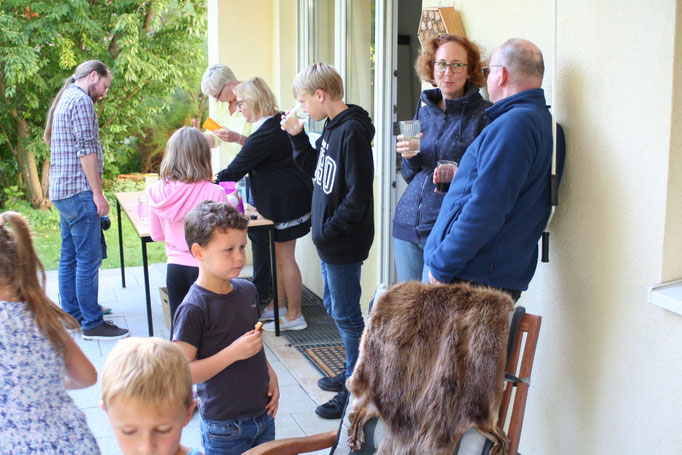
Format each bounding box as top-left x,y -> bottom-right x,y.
173,279 -> 269,420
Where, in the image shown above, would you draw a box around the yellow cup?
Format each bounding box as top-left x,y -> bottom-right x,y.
202,117 -> 223,132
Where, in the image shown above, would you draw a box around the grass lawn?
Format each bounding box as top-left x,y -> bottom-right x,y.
1,179 -> 167,271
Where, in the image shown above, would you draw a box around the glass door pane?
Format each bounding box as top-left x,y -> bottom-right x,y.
345,0 -> 375,121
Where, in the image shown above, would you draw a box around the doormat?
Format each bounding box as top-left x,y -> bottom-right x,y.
299,342 -> 346,377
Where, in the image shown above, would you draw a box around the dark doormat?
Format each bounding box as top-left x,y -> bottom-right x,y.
279,285 -> 345,377
300,342 -> 346,377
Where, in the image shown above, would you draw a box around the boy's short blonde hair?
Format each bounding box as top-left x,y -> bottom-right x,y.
292,62 -> 344,100
101,337 -> 193,411
234,77 -> 279,119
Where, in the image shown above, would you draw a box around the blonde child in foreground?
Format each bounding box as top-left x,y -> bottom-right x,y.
101,337 -> 201,455
0,211 -> 100,453
173,201 -> 279,455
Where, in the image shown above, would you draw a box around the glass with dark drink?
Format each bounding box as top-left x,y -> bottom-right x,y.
435,160 -> 458,194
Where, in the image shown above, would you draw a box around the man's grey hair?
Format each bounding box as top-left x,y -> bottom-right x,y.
498,38 -> 544,83
200,64 -> 237,98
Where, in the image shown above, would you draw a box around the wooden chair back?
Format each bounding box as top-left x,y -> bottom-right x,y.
498,313 -> 542,455
245,312 -> 542,455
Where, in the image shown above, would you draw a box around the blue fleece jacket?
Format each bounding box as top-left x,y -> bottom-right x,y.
393,85 -> 491,245
424,88 -> 565,291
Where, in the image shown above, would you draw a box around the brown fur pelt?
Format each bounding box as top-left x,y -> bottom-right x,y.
347,281 -> 513,455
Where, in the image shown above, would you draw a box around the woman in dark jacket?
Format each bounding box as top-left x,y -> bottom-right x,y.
217,77 -> 313,331
393,34 -> 492,282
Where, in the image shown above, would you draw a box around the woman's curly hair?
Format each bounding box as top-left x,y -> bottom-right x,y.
414,34 -> 487,88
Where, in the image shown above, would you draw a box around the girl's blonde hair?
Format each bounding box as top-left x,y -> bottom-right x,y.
101,337 -> 193,412
160,127 -> 213,183
0,211 -> 79,355
234,77 -> 279,120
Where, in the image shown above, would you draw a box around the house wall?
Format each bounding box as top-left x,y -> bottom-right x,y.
423,0 -> 682,453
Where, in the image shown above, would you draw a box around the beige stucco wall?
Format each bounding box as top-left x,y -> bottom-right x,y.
423,0 -> 682,453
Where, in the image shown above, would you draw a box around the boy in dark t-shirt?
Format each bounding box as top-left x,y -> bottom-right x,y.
173,201 -> 279,454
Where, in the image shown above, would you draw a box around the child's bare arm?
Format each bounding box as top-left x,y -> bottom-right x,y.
63,329 -> 97,389
265,360 -> 280,417
174,330 -> 263,384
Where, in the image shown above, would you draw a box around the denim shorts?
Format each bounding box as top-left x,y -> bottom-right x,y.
200,412 -> 275,455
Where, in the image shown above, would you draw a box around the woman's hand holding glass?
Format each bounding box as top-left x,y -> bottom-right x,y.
396,132 -> 424,158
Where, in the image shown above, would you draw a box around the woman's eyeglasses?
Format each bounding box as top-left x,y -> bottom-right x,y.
434,61 -> 467,74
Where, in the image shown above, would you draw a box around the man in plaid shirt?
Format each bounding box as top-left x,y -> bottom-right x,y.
45,60 -> 129,340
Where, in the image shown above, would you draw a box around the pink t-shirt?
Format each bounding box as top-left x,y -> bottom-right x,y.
148,180 -> 227,266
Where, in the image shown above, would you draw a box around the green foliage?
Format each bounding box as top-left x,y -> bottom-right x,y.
0,177 -> 168,270
0,0 -> 207,191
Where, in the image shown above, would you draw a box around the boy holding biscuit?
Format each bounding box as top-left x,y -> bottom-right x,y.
173,201 -> 279,455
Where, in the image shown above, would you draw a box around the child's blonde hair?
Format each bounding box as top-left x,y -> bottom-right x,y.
234,77 -> 279,119
101,337 -> 193,411
160,127 -> 213,183
0,211 -> 79,355
292,62 -> 344,100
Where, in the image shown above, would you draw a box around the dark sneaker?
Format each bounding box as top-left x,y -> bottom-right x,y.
82,320 -> 130,340
317,371 -> 346,392
315,388 -> 349,419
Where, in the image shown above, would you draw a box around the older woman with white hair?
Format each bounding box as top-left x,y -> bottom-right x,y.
217,77 -> 313,332
197,64 -> 273,309
196,64 -> 251,171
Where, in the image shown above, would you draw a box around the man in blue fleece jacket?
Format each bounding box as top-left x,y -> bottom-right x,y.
424,38 -> 565,300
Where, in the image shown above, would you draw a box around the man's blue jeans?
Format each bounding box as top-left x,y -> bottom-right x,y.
320,260 -> 364,380
52,191 -> 103,330
200,412 -> 275,455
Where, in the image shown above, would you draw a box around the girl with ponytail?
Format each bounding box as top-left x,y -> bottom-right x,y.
0,211 -> 101,453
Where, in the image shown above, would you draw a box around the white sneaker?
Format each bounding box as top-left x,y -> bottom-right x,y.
259,307 -> 287,322
263,316 -> 307,332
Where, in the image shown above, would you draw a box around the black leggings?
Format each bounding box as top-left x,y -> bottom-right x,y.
167,263 -> 199,339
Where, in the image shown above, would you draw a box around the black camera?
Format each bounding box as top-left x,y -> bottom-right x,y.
101,215 -> 111,231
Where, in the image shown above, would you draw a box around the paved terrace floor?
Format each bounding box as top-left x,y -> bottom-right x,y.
45,264 -> 340,455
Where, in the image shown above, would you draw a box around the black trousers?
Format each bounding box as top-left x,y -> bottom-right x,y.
248,228 -> 272,304
451,277 -> 522,302
167,263 -> 199,339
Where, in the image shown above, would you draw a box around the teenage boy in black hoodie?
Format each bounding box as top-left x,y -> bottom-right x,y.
282,63 -> 375,419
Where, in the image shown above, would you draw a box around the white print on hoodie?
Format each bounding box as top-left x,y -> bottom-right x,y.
314,138 -> 337,195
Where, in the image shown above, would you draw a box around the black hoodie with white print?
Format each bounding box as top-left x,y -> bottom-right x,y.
290,104 -> 375,264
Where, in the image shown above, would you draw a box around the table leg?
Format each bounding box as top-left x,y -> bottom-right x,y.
141,237 -> 153,337
269,229 -> 280,336
117,199 -> 126,288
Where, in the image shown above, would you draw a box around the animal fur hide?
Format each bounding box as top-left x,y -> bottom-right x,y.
347,282 -> 513,455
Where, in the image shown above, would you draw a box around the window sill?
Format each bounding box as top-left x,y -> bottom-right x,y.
648,280 -> 682,316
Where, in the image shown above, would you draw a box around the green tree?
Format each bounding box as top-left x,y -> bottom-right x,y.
0,0 -> 206,208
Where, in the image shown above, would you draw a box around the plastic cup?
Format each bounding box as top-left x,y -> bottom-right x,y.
202,117 -> 223,132
144,173 -> 159,193
282,102 -> 309,132
399,120 -> 421,154
435,160 -> 458,194
137,194 -> 149,221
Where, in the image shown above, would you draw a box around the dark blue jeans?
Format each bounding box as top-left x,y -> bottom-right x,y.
200,412 -> 275,455
320,260 -> 364,380
52,191 -> 103,330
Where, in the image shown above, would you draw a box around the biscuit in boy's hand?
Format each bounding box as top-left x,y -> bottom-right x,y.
254,321 -> 263,332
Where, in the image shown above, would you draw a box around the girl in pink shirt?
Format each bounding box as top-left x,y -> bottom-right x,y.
149,127 -> 227,337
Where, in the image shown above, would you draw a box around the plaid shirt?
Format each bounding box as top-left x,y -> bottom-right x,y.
49,84 -> 104,201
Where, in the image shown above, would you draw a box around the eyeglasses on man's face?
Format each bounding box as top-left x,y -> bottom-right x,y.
434,61 -> 468,74
214,82 -> 227,100
481,65 -> 505,79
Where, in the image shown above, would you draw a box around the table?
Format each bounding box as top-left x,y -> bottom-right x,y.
115,191 -> 282,336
